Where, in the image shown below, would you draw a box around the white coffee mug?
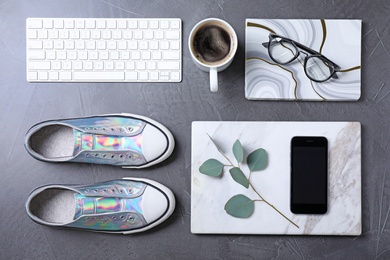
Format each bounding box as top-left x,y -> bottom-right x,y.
188,18 -> 238,92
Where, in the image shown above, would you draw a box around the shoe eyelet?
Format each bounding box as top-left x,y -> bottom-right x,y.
128,188 -> 133,194
102,127 -> 107,131
119,154 -> 124,159
128,126 -> 133,132
102,154 -> 107,158
93,127 -> 97,131
94,153 -> 99,157
94,189 -> 98,192
119,127 -> 124,132
112,189 -> 115,192
112,216 -> 116,219
111,155 -> 115,159
111,127 -> 115,131
120,216 -> 125,219
86,217 -> 89,220
129,216 -> 134,221
103,189 -> 107,192
85,153 -> 90,157
119,189 -> 123,193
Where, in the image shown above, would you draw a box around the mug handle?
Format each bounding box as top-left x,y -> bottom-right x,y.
210,67 -> 218,92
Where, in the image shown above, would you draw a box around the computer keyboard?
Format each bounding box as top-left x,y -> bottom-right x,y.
26,18 -> 182,82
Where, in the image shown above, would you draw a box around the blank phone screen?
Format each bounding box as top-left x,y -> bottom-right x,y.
292,146 -> 327,205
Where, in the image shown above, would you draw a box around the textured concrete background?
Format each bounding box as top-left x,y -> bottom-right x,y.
1,0 -> 389,259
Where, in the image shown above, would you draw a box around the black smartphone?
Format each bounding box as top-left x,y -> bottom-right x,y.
290,136 -> 328,214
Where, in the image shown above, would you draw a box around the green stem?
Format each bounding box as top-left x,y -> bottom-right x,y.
249,180 -> 299,229
207,134 -> 237,167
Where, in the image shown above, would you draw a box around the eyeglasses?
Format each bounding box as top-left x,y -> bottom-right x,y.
262,33 -> 341,82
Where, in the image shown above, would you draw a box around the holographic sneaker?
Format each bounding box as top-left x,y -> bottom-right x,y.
25,178 -> 175,234
24,114 -> 174,168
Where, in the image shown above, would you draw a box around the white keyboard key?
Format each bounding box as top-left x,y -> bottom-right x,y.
144,31 -> 153,39
57,51 -> 67,60
29,61 -> 50,70
128,41 -> 137,50
28,51 -> 45,60
68,51 -> 77,60
131,51 -> 141,60
128,20 -> 137,29
163,51 -> 180,60
75,20 -> 85,29
126,72 -> 137,80
75,41 -> 85,50
60,71 -> 72,80
73,61 -> 83,70
115,61 -> 125,70
43,40 -> 54,49
43,19 -> 53,29
47,51 -> 56,60
170,41 -> 180,50
118,20 -> 127,29
49,30 -> 59,39
126,61 -> 134,70
81,30 -> 91,39
150,41 -> 158,50
28,72 -> 38,80
171,71 -> 180,80
149,20 -> 158,29
134,31 -> 142,39
113,31 -> 122,39
28,19 -> 43,29
139,20 -> 148,29
84,61 -> 93,70
155,31 -> 163,39
123,31 -> 132,39
139,41 -> 148,50
165,31 -> 179,39
160,75 -> 169,80
97,41 -> 106,50
102,30 -> 111,39
142,51 -> 151,60
28,40 -> 43,49
152,51 -> 161,60
99,51 -> 109,60
94,61 -> 103,70
157,61 -> 179,70
63,61 -> 72,70
136,61 -> 146,70
147,61 -> 156,70
49,71 -> 59,80
105,61 -> 114,70
107,20 -> 117,29
120,51 -> 130,60
74,72 -> 124,80
107,41 -> 117,50
110,51 -> 119,60
170,20 -> 180,29
160,20 -> 169,29
86,20 -> 96,29
54,40 -> 64,49
78,51 -> 88,60
64,40 -> 75,50
139,71 -> 148,80
28,30 -> 38,39
96,20 -> 105,29
38,30 -> 48,39
89,51 -> 98,60
59,30 -> 69,39
52,61 -> 62,70
86,41 -> 96,50
64,20 -> 74,29
118,41 -> 127,50
91,30 -> 101,39
54,20 -> 64,29
39,71 -> 48,80
160,41 -> 169,50
150,71 -> 159,80
70,30 -> 80,39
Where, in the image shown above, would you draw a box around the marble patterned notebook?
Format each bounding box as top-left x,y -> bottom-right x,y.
191,121 -> 361,235
245,19 -> 362,101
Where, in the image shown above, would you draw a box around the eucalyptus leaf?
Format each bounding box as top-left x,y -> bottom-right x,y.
229,167 -> 249,188
224,194 -> 254,218
232,140 -> 244,163
247,148 -> 268,171
199,159 -> 224,177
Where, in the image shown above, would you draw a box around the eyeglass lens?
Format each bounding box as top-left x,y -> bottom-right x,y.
269,37 -> 334,82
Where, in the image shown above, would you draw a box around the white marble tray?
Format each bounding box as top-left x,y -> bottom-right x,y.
245,19 -> 361,101
191,122 -> 361,235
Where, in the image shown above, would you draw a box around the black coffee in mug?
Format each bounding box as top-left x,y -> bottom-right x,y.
193,24 -> 231,64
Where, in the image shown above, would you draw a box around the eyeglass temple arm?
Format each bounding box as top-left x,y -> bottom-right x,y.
262,42 -> 269,48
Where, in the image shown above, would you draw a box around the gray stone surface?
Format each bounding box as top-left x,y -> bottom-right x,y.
0,0 -> 389,259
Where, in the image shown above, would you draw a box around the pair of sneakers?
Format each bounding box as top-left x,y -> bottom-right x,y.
25,113 -> 176,234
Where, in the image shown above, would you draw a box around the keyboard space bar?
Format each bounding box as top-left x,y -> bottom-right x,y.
73,72 -> 124,80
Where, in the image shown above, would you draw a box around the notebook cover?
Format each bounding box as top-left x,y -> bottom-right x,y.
245,19 -> 361,101
191,121 -> 361,235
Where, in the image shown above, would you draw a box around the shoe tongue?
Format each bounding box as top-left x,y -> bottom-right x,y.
73,194 -> 122,220
73,130 -> 94,155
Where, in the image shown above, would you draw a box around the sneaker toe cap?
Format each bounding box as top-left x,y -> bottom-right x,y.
142,186 -> 169,223
141,124 -> 169,162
